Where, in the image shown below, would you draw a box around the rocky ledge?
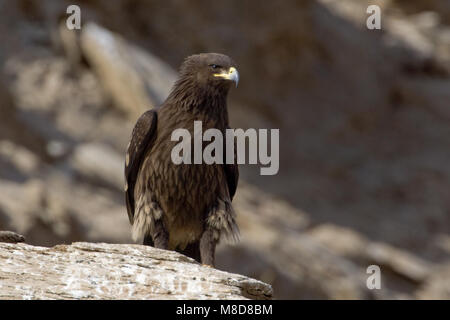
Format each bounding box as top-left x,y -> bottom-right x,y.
0,242 -> 272,300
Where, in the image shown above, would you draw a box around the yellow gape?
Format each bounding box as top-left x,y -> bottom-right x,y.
213,67 -> 239,87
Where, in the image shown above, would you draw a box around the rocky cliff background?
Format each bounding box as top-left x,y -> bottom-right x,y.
0,0 -> 449,299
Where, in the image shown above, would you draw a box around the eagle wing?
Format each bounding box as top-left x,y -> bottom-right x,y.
125,110 -> 158,224
224,128 -> 239,200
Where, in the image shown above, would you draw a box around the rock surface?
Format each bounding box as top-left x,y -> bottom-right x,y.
0,231 -> 25,243
0,242 -> 272,300
80,23 -> 177,116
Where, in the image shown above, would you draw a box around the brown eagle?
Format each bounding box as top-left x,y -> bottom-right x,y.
125,53 -> 239,266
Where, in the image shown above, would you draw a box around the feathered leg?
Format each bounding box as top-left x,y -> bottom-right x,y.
147,219 -> 168,249
199,228 -> 217,267
133,195 -> 168,249
200,198 -> 239,267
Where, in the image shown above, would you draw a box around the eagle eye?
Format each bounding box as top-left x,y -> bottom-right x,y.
209,64 -> 221,70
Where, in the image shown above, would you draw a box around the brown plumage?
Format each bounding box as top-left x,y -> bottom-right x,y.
125,53 -> 239,266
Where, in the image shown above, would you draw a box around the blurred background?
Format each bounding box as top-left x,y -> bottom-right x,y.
0,0 -> 449,299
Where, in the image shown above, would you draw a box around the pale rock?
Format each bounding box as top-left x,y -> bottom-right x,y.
0,242 -> 272,300
0,140 -> 40,175
71,142 -> 124,190
80,23 -> 177,116
308,224 -> 368,257
366,243 -> 432,283
416,264 -> 450,299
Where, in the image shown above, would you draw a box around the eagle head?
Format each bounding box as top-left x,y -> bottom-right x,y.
179,53 -> 239,90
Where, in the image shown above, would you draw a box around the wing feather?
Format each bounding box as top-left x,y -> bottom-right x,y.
125,110 -> 157,223
224,129 -> 239,200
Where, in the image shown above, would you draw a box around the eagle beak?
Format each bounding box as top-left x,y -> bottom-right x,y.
214,67 -> 239,87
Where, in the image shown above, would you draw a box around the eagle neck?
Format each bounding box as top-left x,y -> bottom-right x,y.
166,78 -> 230,126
